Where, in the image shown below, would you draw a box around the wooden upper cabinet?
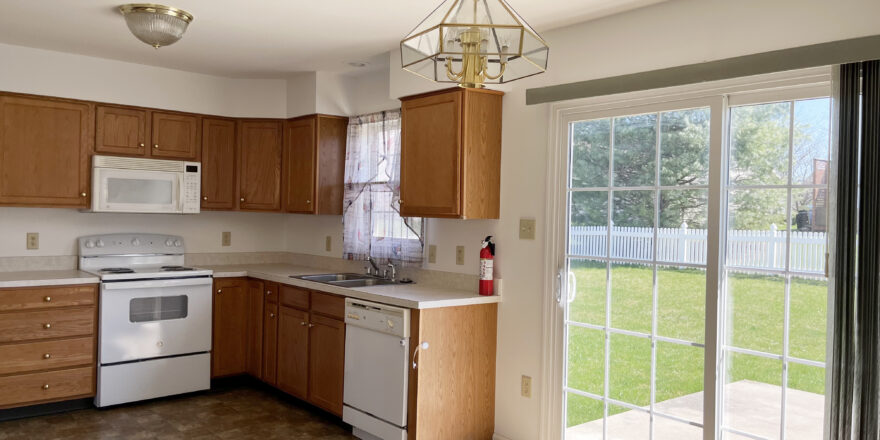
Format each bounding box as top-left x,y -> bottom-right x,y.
0,95 -> 92,208
201,118 -> 237,210
400,88 -> 502,219
282,115 -> 347,215
212,278 -> 249,378
95,105 -> 146,156
150,112 -> 200,160
238,120 -> 282,211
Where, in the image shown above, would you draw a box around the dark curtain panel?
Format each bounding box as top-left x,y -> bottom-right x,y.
830,60 -> 880,440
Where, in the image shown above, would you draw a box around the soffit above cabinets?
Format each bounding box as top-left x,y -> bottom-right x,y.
0,0 -> 666,78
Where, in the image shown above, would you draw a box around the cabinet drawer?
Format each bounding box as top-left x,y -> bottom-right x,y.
0,285 -> 96,311
0,307 -> 95,343
310,292 -> 343,320
280,285 -> 309,310
0,366 -> 94,408
0,336 -> 94,375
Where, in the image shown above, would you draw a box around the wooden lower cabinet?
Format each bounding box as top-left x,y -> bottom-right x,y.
246,279 -> 265,379
307,313 -> 345,415
262,302 -> 279,385
0,284 -> 97,410
408,303 -> 498,440
277,305 -> 309,399
211,278 -> 249,378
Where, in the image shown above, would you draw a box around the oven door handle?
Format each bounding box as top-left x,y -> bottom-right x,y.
102,277 -> 213,290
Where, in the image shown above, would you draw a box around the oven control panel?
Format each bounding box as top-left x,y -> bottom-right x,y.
79,233 -> 186,257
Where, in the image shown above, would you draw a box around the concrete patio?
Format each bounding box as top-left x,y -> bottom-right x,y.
567,380 -> 824,439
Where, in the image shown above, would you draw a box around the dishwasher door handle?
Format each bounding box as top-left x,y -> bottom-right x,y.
412,341 -> 429,369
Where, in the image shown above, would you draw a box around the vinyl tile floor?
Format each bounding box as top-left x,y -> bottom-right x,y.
0,382 -> 355,440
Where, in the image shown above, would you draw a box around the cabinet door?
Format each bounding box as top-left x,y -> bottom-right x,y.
308,314 -> 345,416
238,121 -> 282,211
246,279 -> 264,379
400,90 -> 462,217
95,105 -> 146,156
282,118 -> 316,213
211,279 -> 248,377
201,118 -> 237,210
262,303 -> 279,385
150,112 -> 200,160
0,95 -> 92,207
277,306 -> 309,399
315,116 -> 347,215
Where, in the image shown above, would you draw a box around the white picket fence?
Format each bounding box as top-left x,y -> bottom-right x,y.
570,223 -> 827,274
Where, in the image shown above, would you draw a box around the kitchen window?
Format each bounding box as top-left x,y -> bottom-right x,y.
342,110 -> 425,264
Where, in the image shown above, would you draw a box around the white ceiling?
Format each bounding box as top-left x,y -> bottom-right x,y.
0,0 -> 666,78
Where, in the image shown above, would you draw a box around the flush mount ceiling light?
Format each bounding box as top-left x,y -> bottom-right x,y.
400,0 -> 549,89
119,4 -> 193,49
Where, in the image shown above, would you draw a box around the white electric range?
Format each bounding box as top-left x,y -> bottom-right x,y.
78,233 -> 213,407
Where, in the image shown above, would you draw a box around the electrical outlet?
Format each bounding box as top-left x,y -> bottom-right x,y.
428,245 -> 437,263
325,236 -> 332,252
519,218 -> 536,240
521,375 -> 532,398
221,231 -> 231,247
26,233 -> 39,250
455,245 -> 465,265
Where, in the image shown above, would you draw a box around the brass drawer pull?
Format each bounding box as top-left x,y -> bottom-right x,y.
42,384 -> 49,390
269,313 -> 275,318
153,144 -> 159,149
43,353 -> 51,359
139,143 -> 145,147
43,323 -> 52,329
43,296 -> 52,302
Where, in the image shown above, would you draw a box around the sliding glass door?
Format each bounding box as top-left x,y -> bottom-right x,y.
557,81 -> 833,440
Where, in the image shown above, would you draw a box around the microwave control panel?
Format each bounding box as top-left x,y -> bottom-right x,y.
182,163 -> 201,214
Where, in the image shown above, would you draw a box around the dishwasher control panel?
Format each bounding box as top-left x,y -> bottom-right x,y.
344,298 -> 410,338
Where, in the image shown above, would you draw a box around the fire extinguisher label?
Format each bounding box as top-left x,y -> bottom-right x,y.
480,259 -> 493,280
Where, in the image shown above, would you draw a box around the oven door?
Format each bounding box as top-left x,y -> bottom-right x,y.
92,167 -> 182,213
99,277 -> 212,365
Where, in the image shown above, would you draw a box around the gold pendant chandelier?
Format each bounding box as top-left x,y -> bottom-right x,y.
400,0 -> 549,88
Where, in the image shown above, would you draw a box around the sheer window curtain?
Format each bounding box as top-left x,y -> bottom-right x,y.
342,110 -> 425,265
829,60 -> 880,440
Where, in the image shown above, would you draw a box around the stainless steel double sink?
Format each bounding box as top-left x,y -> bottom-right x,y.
292,273 -> 401,288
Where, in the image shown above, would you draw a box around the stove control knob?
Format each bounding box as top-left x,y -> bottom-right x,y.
131,238 -> 140,246
165,239 -> 174,247
96,240 -> 104,248
84,240 -> 95,249
173,239 -> 182,247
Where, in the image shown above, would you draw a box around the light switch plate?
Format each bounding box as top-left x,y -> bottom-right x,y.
519,218 -> 536,240
325,236 -> 332,252
26,232 -> 39,250
221,231 -> 231,247
455,245 -> 465,265
521,375 -> 532,398
428,245 -> 437,263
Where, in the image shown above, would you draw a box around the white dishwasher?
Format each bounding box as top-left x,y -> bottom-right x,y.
343,298 -> 411,440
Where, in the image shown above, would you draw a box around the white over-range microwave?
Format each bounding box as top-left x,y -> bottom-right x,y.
91,155 -> 201,214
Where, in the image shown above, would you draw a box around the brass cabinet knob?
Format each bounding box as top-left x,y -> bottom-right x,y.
240,198 -> 245,202
42,384 -> 49,390
139,143 -> 145,147
217,289 -> 222,294
43,353 -> 51,359
81,192 -> 87,197
269,313 -> 276,318
300,321 -> 307,326
203,196 -> 208,201
44,296 -> 51,302
153,144 -> 159,149
308,323 -> 315,328
265,290 -> 271,296
43,323 -> 51,329
306,200 -> 311,204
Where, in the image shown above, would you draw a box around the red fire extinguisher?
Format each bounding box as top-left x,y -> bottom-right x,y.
479,236 -> 495,296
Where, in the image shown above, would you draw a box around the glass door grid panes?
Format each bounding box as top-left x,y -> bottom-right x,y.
561,90 -> 831,440
564,105 -> 712,439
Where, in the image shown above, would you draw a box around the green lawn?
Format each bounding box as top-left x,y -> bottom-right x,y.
565,261 -> 828,427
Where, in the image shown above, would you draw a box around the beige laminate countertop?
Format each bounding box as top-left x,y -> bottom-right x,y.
202,263 -> 501,310
0,270 -> 99,289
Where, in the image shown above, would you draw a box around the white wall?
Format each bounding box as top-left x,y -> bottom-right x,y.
286,72 -> 318,118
